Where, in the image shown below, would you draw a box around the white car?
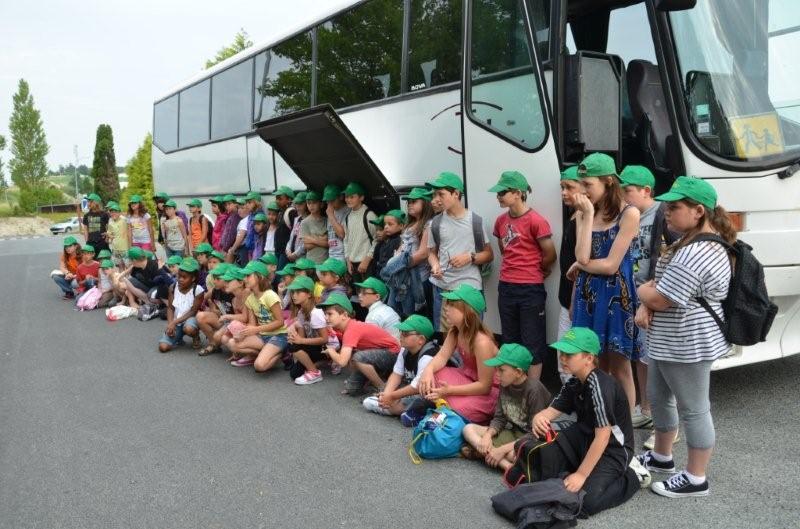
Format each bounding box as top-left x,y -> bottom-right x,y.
50,217 -> 81,235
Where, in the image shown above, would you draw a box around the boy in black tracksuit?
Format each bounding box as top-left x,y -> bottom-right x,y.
532,327 -> 639,516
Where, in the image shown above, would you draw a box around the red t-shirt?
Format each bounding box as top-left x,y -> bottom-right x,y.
493,209 -> 552,284
341,320 -> 400,353
76,260 -> 101,292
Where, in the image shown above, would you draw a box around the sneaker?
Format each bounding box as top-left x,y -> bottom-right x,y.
651,472 -> 710,498
629,456 -> 652,488
295,370 -> 323,386
61,291 -> 75,300
362,395 -> 392,416
230,357 -> 255,367
330,362 -> 342,375
636,450 -> 676,473
400,407 -> 427,428
643,430 -> 681,450
631,406 -> 654,429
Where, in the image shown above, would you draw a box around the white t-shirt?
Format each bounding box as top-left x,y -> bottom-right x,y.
237,216 -> 249,233
265,226 -> 276,253
296,307 -> 327,338
392,350 -> 434,389
173,285 -> 204,319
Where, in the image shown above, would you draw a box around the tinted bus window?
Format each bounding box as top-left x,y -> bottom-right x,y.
254,32 -> 312,121
316,0 -> 403,108
153,95 -> 178,151
212,58 -> 254,139
407,0 -> 463,92
179,80 -> 210,148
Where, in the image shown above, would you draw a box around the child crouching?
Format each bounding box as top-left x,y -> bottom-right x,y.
158,257 -> 204,353
286,275 -> 330,385
461,343 -> 551,471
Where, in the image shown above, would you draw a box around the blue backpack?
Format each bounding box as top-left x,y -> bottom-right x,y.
408,404 -> 466,463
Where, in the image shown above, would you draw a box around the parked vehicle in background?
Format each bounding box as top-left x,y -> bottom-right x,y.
50,217 -> 80,235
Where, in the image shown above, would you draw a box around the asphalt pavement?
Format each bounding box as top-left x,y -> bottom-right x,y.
0,235 -> 798,529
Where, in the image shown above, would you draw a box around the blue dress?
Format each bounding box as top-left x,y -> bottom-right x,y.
572,208 -> 639,359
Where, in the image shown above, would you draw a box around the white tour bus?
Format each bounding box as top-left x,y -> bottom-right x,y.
153,0 -> 800,371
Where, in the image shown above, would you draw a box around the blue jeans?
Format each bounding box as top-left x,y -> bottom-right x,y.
53,274 -> 78,295
497,281 -> 547,365
159,317 -> 199,346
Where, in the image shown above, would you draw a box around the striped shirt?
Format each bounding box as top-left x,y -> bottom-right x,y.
648,239 -> 732,363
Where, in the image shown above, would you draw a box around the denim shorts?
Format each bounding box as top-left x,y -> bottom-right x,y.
259,333 -> 289,350
159,317 -> 198,346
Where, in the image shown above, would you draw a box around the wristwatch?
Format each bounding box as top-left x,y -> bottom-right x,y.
470,252 -> 476,264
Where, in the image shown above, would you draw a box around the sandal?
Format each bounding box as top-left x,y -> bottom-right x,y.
198,344 -> 218,357
191,336 -> 202,349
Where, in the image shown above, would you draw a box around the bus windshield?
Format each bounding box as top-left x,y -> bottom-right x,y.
670,0 -> 800,164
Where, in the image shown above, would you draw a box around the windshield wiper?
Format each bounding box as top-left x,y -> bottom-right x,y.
778,159 -> 800,180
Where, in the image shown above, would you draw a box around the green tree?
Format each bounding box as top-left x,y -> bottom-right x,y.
8,79 -> 50,191
0,134 -> 6,198
121,133 -> 155,214
90,124 -> 120,202
205,29 -> 253,69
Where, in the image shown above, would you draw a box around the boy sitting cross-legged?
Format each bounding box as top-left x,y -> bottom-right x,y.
318,292 -> 400,396
461,343 -> 551,471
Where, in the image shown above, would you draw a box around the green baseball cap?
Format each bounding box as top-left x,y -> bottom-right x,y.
316,257 -> 347,277
129,194 -> 142,203
404,187 -> 433,201
354,276 -> 388,299
193,242 -> 214,254
484,343 -> 533,371
86,193 -> 102,202
266,201 -> 280,212
305,190 -> 322,202
317,292 -> 354,314
344,182 -> 366,196
259,252 -> 278,266
578,153 -> 617,178
489,170 -> 530,193
153,192 -> 170,201
655,175 -> 717,210
107,202 -> 121,212
144,250 -> 155,260
222,194 -> 236,203
210,195 -> 224,204
369,215 -> 385,227
63,236 -> 78,247
242,260 -> 269,277
286,275 -> 315,291
164,199 -> 177,208
294,257 -> 318,271
252,212 -> 268,222
276,264 -> 296,276
550,327 -> 601,356
275,185 -> 295,199
178,257 -> 200,273
166,255 -> 183,266
210,250 -> 225,261
100,259 -> 115,269
245,191 -> 261,202
383,209 -> 407,224
397,314 -> 434,339
187,198 -> 202,208
322,184 -> 343,202
235,197 -> 247,206
441,284 -> 486,313
221,266 -> 248,282
427,171 -> 464,192
81,244 -> 95,253
619,165 -> 655,189
127,247 -> 146,260
294,191 -> 307,203
209,263 -> 232,277
97,249 -> 112,259
560,166 -> 580,182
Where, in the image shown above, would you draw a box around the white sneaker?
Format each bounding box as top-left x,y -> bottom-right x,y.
362,395 -> 392,416
631,406 -> 654,429
294,370 -> 323,385
629,456 -> 652,488
643,430 -> 681,450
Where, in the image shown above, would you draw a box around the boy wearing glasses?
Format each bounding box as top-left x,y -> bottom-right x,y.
490,171 -> 556,380
355,276 -> 401,340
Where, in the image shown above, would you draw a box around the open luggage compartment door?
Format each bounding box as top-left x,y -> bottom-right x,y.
254,105 -> 399,212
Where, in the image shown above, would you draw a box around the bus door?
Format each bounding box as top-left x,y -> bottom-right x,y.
253,105 -> 400,213
460,0 -> 563,339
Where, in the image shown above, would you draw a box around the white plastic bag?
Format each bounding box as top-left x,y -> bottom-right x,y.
105,305 -> 138,321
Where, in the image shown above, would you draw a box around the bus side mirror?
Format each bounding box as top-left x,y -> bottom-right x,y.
561,52 -> 622,164
655,0 -> 697,12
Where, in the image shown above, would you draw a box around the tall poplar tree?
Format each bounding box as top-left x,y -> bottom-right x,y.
90,124 -> 120,202
8,79 -> 49,191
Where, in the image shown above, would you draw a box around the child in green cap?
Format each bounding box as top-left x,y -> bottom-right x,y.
557,166 -> 584,383
372,210 -> 405,278
531,327 -> 639,515
127,194 -> 155,253
82,194 -> 110,253
187,199 -> 210,253
461,343 -> 551,470
106,202 -> 129,269
286,276 -> 331,386
342,182 -> 377,287
75,244 -> 100,295
52,236 -> 82,299
397,188 -> 435,320
324,184 -> 349,261
249,212 -> 269,262
298,190 -> 329,264
161,200 -> 191,258
263,201 -> 281,257
196,264 -> 236,356
158,258 -> 204,352
315,258 -> 348,304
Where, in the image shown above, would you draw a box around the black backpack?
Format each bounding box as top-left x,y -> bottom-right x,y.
692,234 -> 777,346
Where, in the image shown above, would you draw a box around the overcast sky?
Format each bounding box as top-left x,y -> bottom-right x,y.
0,0 -> 332,171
